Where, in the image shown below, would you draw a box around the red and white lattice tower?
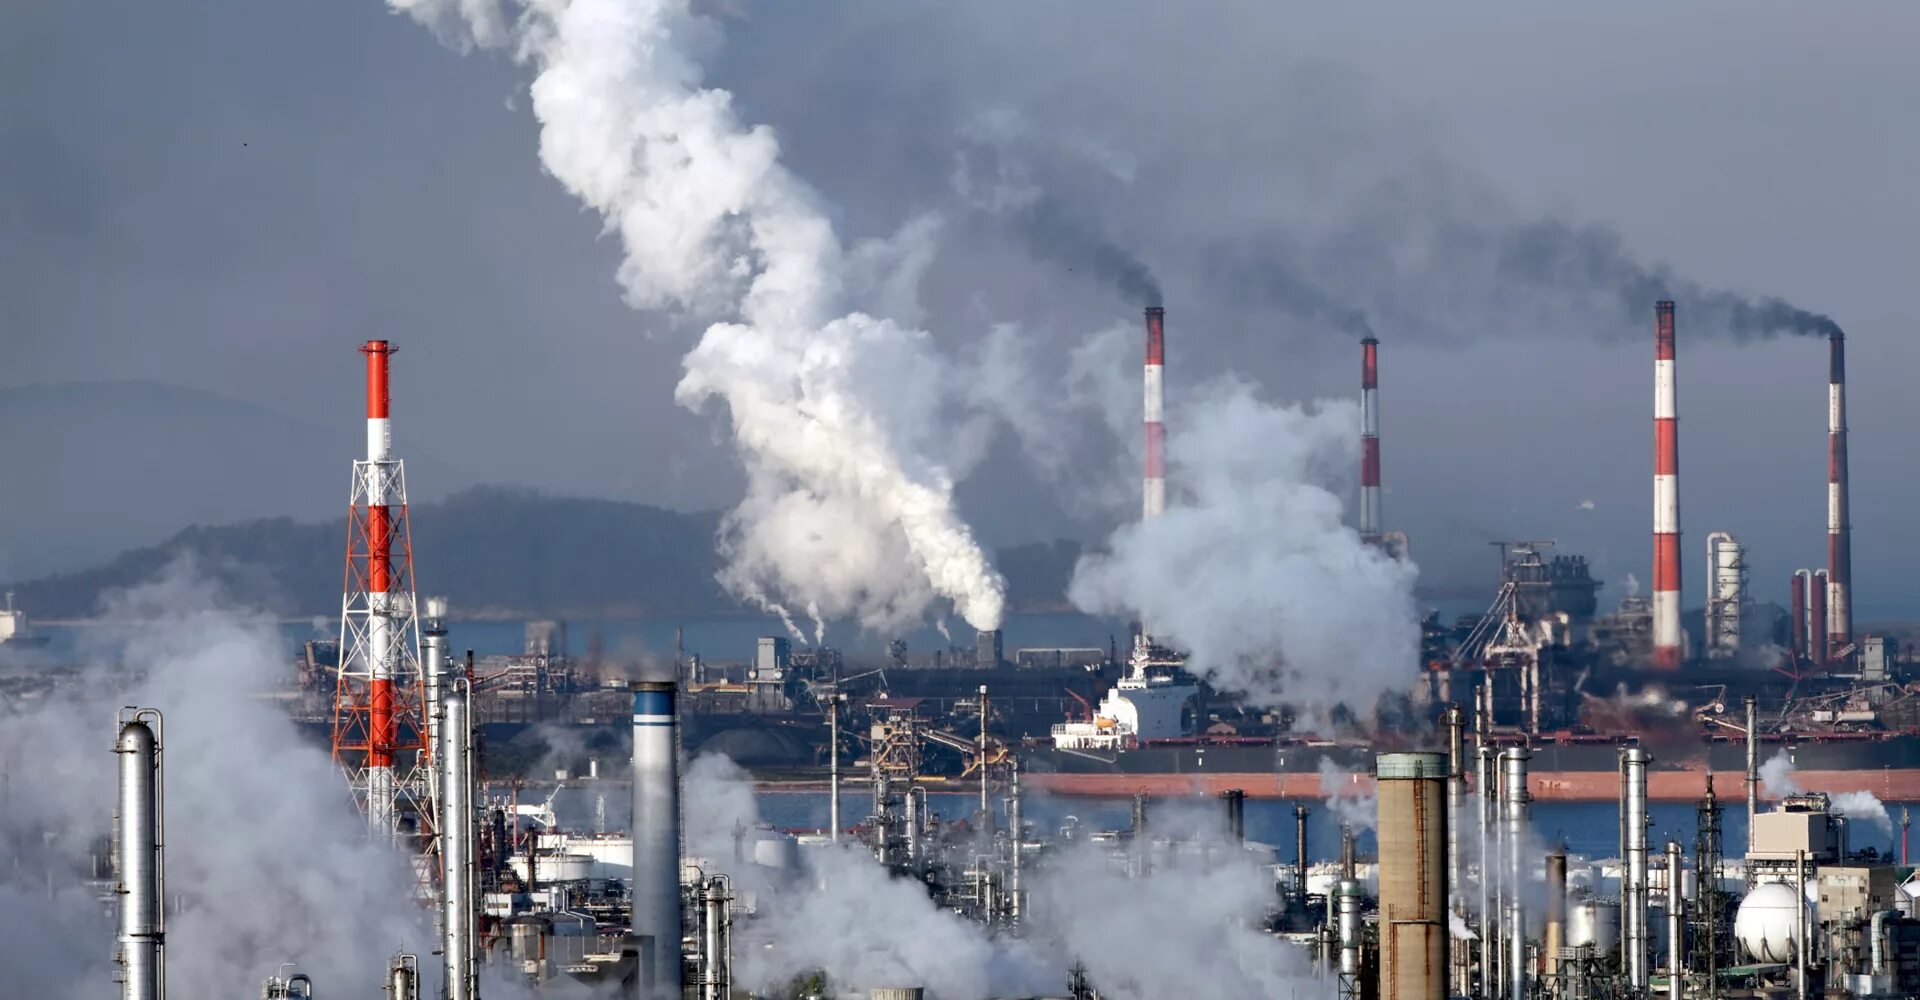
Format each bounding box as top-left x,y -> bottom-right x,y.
332,340 -> 430,840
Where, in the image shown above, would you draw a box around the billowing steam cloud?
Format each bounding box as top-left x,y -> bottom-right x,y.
684,754 -> 1315,999
394,0 -> 1006,635
0,562 -> 457,998
1068,378 -> 1420,715
1759,749 -> 1892,838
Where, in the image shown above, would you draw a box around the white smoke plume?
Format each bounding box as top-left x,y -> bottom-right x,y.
1069,378 -> 1420,714
1318,759 -> 1379,832
682,755 -> 1315,999
0,560 -> 465,999
392,0 -> 1006,635
1758,749 -> 1892,839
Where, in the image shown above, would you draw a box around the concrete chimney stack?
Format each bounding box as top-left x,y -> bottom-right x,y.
631,681 -> 684,998
1828,331 -> 1852,658
1652,301 -> 1683,670
1143,307 -> 1166,523
1360,336 -> 1382,537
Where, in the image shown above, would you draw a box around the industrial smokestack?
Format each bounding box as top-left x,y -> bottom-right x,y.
1621,747 -> 1652,991
440,684 -> 476,1000
1220,788 -> 1246,845
114,708 -> 165,1000
1337,879 -> 1363,1000
1376,752 -> 1449,1000
1666,841 -> 1685,1000
423,597 -> 449,816
1828,331 -> 1853,658
364,340 -> 398,833
1789,570 -> 1809,661
1652,301 -> 1683,670
1810,570 -> 1830,670
1143,306 -> 1166,524
1545,847 -> 1568,983
1706,532 -> 1742,658
631,681 -> 684,998
1360,336 -> 1382,537
1502,747 -> 1530,1000
1293,803 -> 1310,904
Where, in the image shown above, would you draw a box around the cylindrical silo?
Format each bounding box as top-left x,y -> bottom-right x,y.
631,681 -> 683,998
1377,751 -> 1449,1000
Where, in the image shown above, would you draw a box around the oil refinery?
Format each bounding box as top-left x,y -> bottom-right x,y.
11,5 -> 1920,1000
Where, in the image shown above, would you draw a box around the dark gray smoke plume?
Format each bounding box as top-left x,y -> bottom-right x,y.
1495,219 -> 1844,339
1011,195 -> 1162,307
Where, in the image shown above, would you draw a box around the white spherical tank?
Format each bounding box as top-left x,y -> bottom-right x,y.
1736,882 -> 1810,963
1567,899 -> 1621,955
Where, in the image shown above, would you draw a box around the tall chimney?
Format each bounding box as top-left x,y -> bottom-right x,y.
631,681 -> 684,998
1651,301 -> 1683,670
1827,331 -> 1852,657
1376,752 -> 1449,1000
1810,570 -> 1829,670
1143,307 -> 1166,522
1360,336 -> 1382,537
1789,570 -> 1809,661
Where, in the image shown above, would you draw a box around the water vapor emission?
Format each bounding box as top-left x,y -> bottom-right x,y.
394,0 -> 1007,637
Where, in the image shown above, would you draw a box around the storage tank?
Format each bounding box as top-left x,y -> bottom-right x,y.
509,853 -> 595,883
870,989 -> 925,1000
1567,899 -> 1621,954
752,835 -> 801,871
1736,882 -> 1810,963
1376,752 -> 1448,1000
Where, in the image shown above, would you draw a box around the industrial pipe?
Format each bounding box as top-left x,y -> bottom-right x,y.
699,875 -> 732,1000
1446,707 -> 1469,999
828,693 -> 841,843
1666,841 -> 1684,1000
1221,788 -> 1247,845
1294,803 -> 1310,905
1811,570 -> 1829,670
115,708 -> 165,1000
1545,847 -> 1567,983
1746,694 -> 1760,853
1652,301 -> 1684,670
1341,823 -> 1356,882
1503,747 -> 1530,1000
1790,570 -> 1809,660
439,683 -> 475,1000
1622,747 -> 1652,991
1009,763 -> 1023,922
1796,850 -> 1809,1000
1337,879 -> 1363,1000
1476,743 -> 1495,1000
631,681 -> 684,998
387,953 -> 419,1000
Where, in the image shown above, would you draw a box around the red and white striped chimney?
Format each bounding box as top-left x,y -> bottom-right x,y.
1651,301 -> 1682,670
362,340 -> 396,788
1360,336 -> 1382,537
1143,307 -> 1166,522
1827,331 -> 1852,657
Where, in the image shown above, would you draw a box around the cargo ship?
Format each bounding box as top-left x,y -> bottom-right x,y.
1021,545 -> 1920,803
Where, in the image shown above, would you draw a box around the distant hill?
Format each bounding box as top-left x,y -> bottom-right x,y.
0,380 -> 461,580
4,487 -> 1084,620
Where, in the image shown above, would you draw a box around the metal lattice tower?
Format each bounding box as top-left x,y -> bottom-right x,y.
332,340 -> 431,843
1693,775 -> 1728,1000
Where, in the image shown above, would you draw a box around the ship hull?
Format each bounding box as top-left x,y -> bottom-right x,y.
1020,735 -> 1920,802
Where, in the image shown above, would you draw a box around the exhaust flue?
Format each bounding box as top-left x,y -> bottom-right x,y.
1811,570 -> 1830,670
1651,301 -> 1683,670
1360,336 -> 1382,537
1789,570 -> 1809,661
1827,331 -> 1852,658
631,681 -> 685,998
1143,307 -> 1166,523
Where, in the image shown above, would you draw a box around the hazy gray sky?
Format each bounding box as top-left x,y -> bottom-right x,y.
4,1 -> 1918,613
